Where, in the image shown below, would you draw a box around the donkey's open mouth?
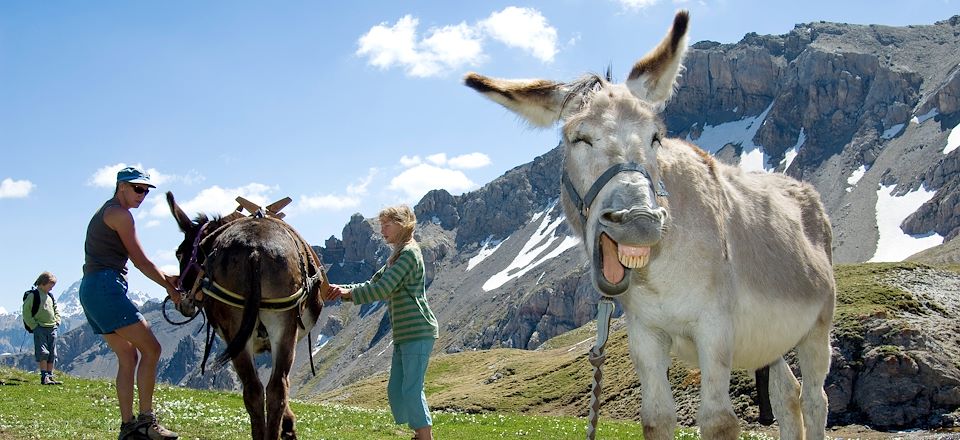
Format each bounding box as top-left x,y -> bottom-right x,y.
595,232 -> 651,295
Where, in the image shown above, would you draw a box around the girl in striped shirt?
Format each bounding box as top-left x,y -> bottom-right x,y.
329,205 -> 439,440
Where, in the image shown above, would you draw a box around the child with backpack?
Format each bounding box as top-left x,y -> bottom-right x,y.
22,271 -> 62,385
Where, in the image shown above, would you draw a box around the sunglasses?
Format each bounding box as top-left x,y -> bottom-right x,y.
131,185 -> 150,195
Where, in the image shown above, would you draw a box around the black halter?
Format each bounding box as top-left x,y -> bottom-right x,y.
562,162 -> 668,225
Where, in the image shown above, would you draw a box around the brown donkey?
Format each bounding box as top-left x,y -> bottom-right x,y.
465,10 -> 835,440
167,192 -> 328,440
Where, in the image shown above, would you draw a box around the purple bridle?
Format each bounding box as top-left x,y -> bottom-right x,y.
177,222 -> 210,293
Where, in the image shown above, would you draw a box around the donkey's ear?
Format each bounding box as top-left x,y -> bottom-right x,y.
166,191 -> 194,233
625,10 -> 689,105
464,72 -> 575,127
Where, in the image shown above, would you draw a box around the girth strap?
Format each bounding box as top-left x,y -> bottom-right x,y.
201,279 -> 317,311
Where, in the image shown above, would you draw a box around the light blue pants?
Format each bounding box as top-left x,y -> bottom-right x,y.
388,338 -> 434,430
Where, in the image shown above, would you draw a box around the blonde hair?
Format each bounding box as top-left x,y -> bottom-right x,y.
379,204 -> 417,265
34,271 -> 56,287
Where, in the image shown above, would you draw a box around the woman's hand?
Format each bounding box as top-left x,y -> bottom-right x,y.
164,274 -> 182,305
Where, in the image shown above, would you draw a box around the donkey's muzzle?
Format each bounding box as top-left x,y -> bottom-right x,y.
598,207 -> 664,241
176,298 -> 199,318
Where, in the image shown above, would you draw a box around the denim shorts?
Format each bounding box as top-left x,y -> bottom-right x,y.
79,269 -> 143,334
33,326 -> 57,363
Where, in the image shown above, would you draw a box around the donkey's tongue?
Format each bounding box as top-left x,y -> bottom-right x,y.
600,233 -> 625,284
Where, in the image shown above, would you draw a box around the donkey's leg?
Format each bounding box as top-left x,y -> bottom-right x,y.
694,320 -> 740,440
795,316 -> 832,440
767,357 -> 803,440
626,318 -> 676,440
267,328 -> 298,440
233,350 -> 266,440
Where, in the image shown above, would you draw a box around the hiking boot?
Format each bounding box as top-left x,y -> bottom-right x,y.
135,412 -> 179,440
43,374 -> 63,385
118,419 -> 146,440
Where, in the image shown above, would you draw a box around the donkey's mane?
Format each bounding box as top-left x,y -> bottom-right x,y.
192,213 -> 228,229
562,73 -> 606,114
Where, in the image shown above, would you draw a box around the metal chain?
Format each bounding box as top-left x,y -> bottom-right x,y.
586,299 -> 615,440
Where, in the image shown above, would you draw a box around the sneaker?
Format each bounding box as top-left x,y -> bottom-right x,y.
135,412 -> 179,440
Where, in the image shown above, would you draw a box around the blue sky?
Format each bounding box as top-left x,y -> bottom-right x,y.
0,0 -> 954,313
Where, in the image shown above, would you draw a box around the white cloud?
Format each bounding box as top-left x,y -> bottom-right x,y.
167,169 -> 206,186
0,177 -> 35,198
420,23 -> 485,72
89,163 -> 171,188
400,155 -> 422,167
299,194 -> 361,211
426,153 -> 447,165
614,0 -> 661,10
357,15 -> 484,78
358,7 -> 560,77
346,168 -> 378,195
91,163 -> 132,188
149,183 -> 278,220
448,152 -> 491,169
479,7 -> 558,62
389,163 -> 476,199
299,168 -> 377,212
0,306 -> 7,314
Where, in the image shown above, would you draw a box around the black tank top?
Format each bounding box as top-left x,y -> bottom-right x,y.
82,198 -> 129,275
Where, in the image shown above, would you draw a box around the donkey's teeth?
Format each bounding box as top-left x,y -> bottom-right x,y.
618,245 -> 651,268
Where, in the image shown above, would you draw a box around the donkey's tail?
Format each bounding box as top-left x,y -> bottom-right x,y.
217,250 -> 263,366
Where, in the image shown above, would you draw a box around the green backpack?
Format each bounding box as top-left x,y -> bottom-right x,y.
22,288 -> 55,333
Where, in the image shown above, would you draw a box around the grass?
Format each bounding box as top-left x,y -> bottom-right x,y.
5,262 -> 947,439
831,262 -> 925,341
0,366 -> 784,440
0,366 -> 655,440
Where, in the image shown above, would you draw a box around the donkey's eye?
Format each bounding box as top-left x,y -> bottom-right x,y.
571,137 -> 593,147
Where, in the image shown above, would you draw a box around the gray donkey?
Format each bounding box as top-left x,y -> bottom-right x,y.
465,10 -> 835,440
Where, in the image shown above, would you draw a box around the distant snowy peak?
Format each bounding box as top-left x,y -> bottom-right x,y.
128,289 -> 157,307
56,280 -> 84,317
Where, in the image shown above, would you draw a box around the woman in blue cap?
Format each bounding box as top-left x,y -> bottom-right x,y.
79,166 -> 181,440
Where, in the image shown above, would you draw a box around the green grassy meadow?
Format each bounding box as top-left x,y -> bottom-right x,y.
0,366 -> 657,440
3,262 -> 955,439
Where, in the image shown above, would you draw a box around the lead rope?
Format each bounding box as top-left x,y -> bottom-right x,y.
586,299 -> 615,440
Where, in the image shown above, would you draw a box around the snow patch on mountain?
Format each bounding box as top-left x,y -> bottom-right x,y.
912,108 -> 938,125
869,183 -> 943,262
467,235 -> 508,271
847,165 -> 868,192
781,127 -> 804,171
690,103 -> 774,172
945,124 -> 960,155
482,203 -> 580,291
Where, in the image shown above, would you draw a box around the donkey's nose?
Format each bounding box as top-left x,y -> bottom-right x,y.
600,208 -> 630,225
599,207 -> 660,226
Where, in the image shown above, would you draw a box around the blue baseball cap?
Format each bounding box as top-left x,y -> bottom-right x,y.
116,166 -> 155,188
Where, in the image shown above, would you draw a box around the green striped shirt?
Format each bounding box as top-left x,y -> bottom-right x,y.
348,243 -> 439,344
